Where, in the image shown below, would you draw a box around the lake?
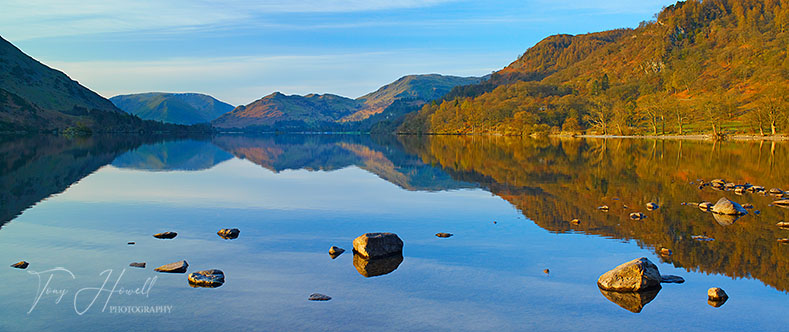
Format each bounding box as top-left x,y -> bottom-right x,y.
1,134 -> 787,331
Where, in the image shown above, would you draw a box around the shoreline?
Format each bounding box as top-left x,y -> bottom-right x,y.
563,134 -> 789,141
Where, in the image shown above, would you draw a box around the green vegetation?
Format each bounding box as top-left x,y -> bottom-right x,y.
400,0 -> 789,137
110,92 -> 234,125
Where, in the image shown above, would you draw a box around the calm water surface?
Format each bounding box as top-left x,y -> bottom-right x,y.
0,134 -> 787,331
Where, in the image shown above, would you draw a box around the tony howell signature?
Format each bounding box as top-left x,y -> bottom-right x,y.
27,267 -> 160,315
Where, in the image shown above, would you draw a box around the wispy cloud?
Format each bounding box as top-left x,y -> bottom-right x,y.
0,0 -> 460,40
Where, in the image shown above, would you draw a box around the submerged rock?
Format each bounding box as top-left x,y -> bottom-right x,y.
129,262 -> 146,268
353,252 -> 403,278
154,260 -> 189,273
329,246 -> 345,259
217,228 -> 240,239
597,257 -> 662,292
710,197 -> 748,215
777,222 -> 789,229
570,219 -> 581,225
629,212 -> 647,220
778,238 -> 789,244
769,188 -> 784,195
188,269 -> 225,288
435,232 -> 454,238
309,293 -> 332,301
153,232 -> 178,239
352,232 -> 403,259
11,261 -> 29,269
598,205 -> 610,211
599,287 -> 660,313
660,275 -> 685,284
708,287 -> 728,301
742,203 -> 754,209
646,202 -> 659,211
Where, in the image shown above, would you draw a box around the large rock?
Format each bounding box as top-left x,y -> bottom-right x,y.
353,253 -> 403,278
710,197 -> 747,215
217,228 -> 240,239
708,287 -> 728,301
154,260 -> 189,273
597,257 -> 662,292
188,269 -> 225,288
352,233 -> 403,259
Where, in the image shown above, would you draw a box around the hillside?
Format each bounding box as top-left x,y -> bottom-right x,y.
212,74 -> 481,132
111,92 -> 234,125
400,0 -> 789,137
0,36 -> 203,133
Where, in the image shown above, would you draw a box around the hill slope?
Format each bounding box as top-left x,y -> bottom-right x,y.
212,74 -> 482,132
400,0 -> 789,136
110,92 -> 234,125
0,36 -> 201,133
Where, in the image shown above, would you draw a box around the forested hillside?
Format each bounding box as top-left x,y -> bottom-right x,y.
400,0 -> 789,137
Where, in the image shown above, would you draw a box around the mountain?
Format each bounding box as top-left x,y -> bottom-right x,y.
211,74 -> 482,132
111,139 -> 233,171
0,35 -> 203,133
400,0 -> 789,136
110,92 -> 234,125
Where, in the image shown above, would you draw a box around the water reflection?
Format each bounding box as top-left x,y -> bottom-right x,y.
353,253 -> 404,278
1,134 -> 788,293
599,288 -> 661,313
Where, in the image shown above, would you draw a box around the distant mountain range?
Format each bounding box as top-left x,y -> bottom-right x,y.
0,36 -> 202,133
110,92 -> 234,125
211,74 -> 483,132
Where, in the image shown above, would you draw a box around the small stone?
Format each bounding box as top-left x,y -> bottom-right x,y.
773,199 -> 789,207
629,212 -> 647,220
543,269 -> 550,274
660,275 -> 685,284
742,203 -> 754,209
435,232 -> 453,238
153,232 -> 177,239
711,179 -> 726,186
777,222 -> 789,228
754,210 -> 761,215
329,246 -> 345,259
309,293 -> 332,301
769,188 -> 784,195
778,238 -> 789,244
127,242 -> 135,245
724,182 -> 736,189
188,269 -> 225,288
129,262 -> 146,268
154,260 -> 189,273
698,202 -> 713,211
692,235 -> 715,242
217,228 -> 240,239
11,261 -> 29,269
570,219 -> 580,225
734,187 -> 745,194
646,202 -> 659,211
598,205 -> 610,211
660,248 -> 672,256
708,287 -> 728,301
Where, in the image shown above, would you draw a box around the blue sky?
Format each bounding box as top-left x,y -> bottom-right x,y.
1,0 -> 676,105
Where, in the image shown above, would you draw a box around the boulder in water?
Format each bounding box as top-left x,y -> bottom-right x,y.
352,233 -> 403,259
597,257 -> 662,292
708,287 -> 728,301
710,197 -> 747,215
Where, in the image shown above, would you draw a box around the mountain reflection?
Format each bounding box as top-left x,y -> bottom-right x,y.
1,134 -> 787,292
398,136 -> 789,292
